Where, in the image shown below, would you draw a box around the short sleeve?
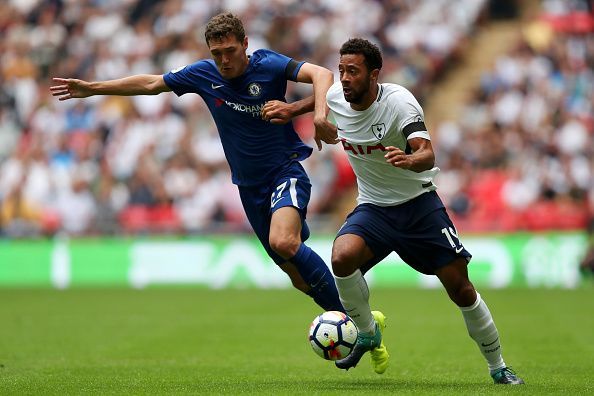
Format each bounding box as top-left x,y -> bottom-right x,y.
163,61 -> 206,96
257,49 -> 304,81
390,87 -> 428,138
285,59 -> 304,81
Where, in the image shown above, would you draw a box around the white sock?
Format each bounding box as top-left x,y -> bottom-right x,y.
334,270 -> 375,334
460,292 -> 506,373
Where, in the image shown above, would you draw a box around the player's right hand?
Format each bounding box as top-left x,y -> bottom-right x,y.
50,78 -> 92,100
384,146 -> 412,169
261,100 -> 293,124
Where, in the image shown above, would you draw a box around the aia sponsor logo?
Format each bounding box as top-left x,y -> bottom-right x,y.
340,138 -> 386,155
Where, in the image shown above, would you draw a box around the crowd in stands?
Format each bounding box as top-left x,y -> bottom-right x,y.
0,0 -> 488,237
2,0 -> 591,238
434,0 -> 594,232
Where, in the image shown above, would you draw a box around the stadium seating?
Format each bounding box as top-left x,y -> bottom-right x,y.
0,0 -> 591,236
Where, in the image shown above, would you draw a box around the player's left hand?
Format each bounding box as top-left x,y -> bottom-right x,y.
384,146 -> 412,169
313,117 -> 338,151
262,100 -> 293,124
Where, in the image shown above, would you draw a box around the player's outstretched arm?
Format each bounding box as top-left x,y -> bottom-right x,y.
295,63 -> 337,150
50,74 -> 171,101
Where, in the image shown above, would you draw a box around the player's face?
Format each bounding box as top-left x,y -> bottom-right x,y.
338,54 -> 374,106
208,34 -> 249,79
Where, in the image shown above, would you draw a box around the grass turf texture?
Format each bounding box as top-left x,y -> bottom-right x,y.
0,288 -> 593,395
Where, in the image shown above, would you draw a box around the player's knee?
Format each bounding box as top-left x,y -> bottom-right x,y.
449,283 -> 476,307
331,248 -> 358,277
269,235 -> 300,260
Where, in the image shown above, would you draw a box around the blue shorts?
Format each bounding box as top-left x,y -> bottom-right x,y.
336,191 -> 472,275
238,161 -> 311,265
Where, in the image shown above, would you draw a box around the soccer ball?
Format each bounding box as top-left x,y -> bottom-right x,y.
308,311 -> 358,360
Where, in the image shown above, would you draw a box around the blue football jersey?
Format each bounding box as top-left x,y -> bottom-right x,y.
163,49 -> 313,186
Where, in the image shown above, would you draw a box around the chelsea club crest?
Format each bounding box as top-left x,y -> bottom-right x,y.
248,82 -> 262,97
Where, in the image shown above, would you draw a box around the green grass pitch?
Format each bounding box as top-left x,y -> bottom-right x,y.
1,287 -> 593,395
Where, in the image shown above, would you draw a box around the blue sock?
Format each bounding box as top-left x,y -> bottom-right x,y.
290,244 -> 344,312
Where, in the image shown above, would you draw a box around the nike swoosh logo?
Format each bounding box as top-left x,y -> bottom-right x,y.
211,84 -> 224,89
481,337 -> 499,347
455,246 -> 464,253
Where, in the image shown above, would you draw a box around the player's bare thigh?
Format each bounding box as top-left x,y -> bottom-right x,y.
332,234 -> 374,277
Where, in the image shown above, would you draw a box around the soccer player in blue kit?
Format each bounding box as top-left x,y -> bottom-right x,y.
265,38 -> 524,384
50,13 -> 343,312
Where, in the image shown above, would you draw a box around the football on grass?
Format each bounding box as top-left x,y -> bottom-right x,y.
308,311 -> 358,360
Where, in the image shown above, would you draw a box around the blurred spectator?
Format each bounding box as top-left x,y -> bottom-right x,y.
0,174 -> 42,237
53,177 -> 96,235
93,160 -> 127,234
580,215 -> 594,278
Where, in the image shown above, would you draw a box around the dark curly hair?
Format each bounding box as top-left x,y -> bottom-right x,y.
339,38 -> 382,72
204,13 -> 246,45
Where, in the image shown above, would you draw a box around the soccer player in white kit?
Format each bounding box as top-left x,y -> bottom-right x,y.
324,38 -> 524,384
262,37 -> 524,384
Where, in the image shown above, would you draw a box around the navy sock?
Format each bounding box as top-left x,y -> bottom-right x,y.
290,244 -> 344,312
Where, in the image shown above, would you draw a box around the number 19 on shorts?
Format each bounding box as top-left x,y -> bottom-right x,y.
441,226 -> 464,254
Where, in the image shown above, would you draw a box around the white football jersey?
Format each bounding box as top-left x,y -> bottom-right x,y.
327,81 -> 439,206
